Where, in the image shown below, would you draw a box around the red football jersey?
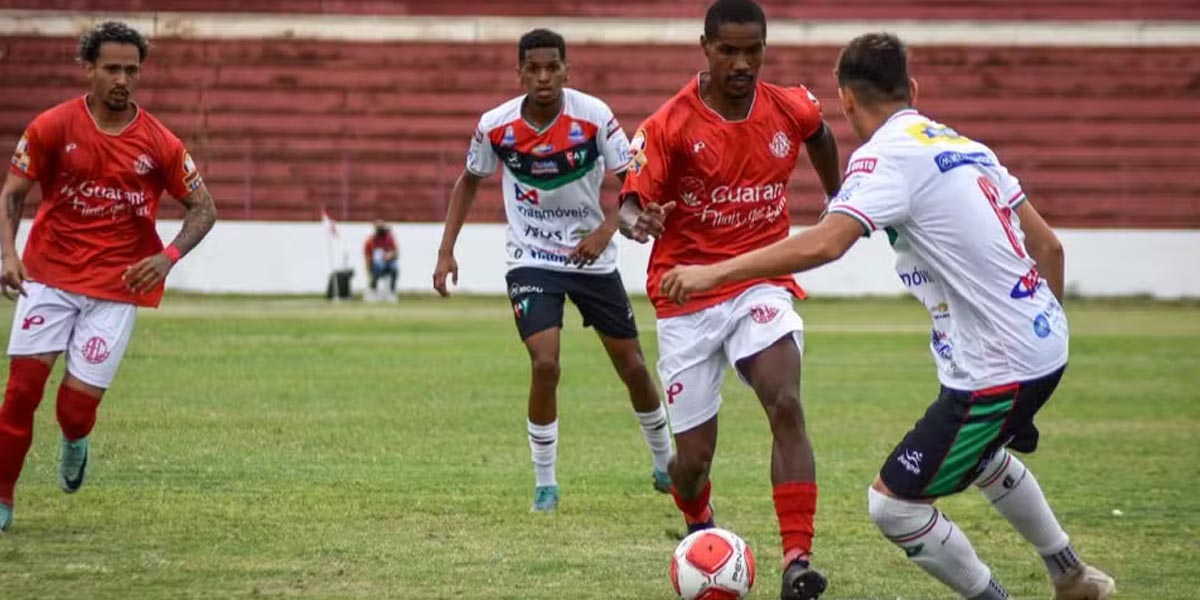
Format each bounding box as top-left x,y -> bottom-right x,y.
8,96 -> 202,307
621,76 -> 824,318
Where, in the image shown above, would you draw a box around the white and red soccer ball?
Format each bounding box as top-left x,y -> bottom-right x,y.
670,528 -> 756,599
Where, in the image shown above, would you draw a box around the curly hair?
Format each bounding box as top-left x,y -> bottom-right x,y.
78,21 -> 149,63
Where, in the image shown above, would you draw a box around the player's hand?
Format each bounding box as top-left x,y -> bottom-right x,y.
1,256 -> 28,300
124,253 -> 173,295
660,264 -> 723,306
433,252 -> 458,297
633,202 -> 676,241
567,228 -> 614,268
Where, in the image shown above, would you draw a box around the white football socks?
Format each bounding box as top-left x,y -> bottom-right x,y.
975,450 -> 1079,582
635,406 -> 672,473
868,487 -> 1008,599
527,419 -> 558,488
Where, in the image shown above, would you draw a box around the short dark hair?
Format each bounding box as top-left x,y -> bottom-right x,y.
78,20 -> 148,63
836,32 -> 911,104
518,29 -> 566,63
704,0 -> 767,40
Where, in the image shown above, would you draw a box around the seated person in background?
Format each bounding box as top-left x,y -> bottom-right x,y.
364,220 -> 399,301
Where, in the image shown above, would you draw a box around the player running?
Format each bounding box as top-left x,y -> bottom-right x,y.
0,21 -> 217,531
618,1 -> 841,597
660,32 -> 1115,600
433,29 -> 672,513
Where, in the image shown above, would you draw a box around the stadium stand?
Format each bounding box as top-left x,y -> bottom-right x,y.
1,13 -> 1197,226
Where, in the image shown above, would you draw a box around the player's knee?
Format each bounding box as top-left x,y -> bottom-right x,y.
867,486 -> 927,538
530,355 -> 561,383
763,392 -> 806,433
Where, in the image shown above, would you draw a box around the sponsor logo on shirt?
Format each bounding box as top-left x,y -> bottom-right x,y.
1033,313 -> 1052,338
769,131 -> 791,159
931,329 -> 954,360
531,160 -> 559,175
513,183 -> 540,205
524,224 -> 564,242
562,147 -> 588,168
679,176 -> 706,207
711,182 -> 785,205
502,125 -> 516,147
516,205 -> 593,221
1010,267 -> 1042,299
568,121 -> 586,143
846,157 -> 877,176
899,268 -> 935,288
533,143 -> 555,155
906,121 -> 971,145
934,150 -> 995,173
528,246 -> 570,264
62,180 -> 148,206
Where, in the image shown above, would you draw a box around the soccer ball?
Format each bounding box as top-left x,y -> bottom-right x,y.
670,528 -> 756,599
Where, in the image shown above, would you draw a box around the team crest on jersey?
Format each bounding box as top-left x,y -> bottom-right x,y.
11,134 -> 31,173
568,121 -> 585,143
629,128 -> 648,174
182,151 -> 202,192
769,131 -> 791,159
502,125 -> 516,147
134,153 -> 156,176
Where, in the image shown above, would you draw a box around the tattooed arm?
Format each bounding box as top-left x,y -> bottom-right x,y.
0,173 -> 35,299
124,182 -> 218,295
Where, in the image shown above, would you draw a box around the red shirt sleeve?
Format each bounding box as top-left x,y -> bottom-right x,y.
160,133 -> 203,200
785,86 -> 824,142
9,114 -> 57,182
619,118 -> 672,207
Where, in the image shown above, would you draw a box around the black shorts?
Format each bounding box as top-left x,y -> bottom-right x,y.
505,267 -> 638,341
880,365 -> 1067,500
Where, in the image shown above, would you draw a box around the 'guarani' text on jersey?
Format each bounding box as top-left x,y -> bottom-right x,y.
466,89 -> 632,274
828,109 -> 1067,390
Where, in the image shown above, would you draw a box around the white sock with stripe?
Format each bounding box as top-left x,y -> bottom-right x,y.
634,406 -> 672,473
975,449 -> 1078,582
868,487 -> 1008,599
527,420 -> 558,488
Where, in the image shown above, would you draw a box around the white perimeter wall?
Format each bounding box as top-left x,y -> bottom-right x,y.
18,221 -> 1198,299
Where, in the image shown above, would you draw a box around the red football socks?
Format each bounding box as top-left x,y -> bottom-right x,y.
671,480 -> 713,525
773,481 -> 818,560
56,384 -> 102,441
0,358 -> 53,505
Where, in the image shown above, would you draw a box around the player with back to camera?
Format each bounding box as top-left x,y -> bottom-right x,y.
659,32 -> 1116,600
0,21 -> 217,531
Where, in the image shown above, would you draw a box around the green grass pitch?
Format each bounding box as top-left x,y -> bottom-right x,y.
0,295 -> 1196,599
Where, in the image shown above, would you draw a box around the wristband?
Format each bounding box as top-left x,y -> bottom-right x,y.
163,244 -> 182,264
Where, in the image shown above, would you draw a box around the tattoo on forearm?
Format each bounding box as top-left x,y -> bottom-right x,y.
169,185 -> 217,256
3,190 -> 26,242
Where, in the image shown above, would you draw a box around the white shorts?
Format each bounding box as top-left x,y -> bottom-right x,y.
7,281 -> 137,389
656,284 -> 804,433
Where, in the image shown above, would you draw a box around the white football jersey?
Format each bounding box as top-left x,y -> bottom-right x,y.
466,88 -> 632,274
828,109 -> 1068,390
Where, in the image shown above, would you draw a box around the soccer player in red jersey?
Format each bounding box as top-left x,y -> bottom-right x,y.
0,22 -> 217,531
618,2 -> 841,598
